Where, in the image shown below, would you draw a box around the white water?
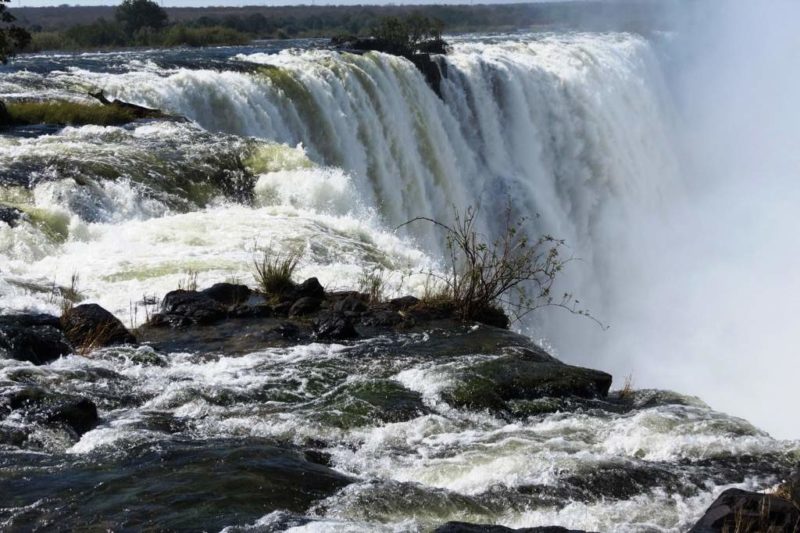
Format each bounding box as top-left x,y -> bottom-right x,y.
1,29 -> 796,443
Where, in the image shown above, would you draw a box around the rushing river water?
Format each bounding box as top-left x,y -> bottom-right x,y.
1,34 -> 798,531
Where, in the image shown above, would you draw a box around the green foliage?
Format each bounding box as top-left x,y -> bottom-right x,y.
115,0 -> 168,36
252,247 -> 302,297
5,100 -> 137,126
64,18 -> 126,48
369,12 -> 446,56
160,25 -> 249,48
0,0 -> 31,63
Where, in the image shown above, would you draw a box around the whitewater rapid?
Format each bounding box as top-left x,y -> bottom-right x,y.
1,33 -> 679,330
2,32 -> 798,530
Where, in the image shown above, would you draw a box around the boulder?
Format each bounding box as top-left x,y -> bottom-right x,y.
333,294 -> 369,314
389,295 -> 420,309
231,293 -> 272,318
0,314 -> 72,365
0,204 -> 23,227
61,303 -> 136,349
2,387 -> 99,438
688,488 -> 800,532
0,100 -> 11,126
201,283 -> 252,306
443,354 -> 612,411
44,397 -> 99,436
289,297 -> 323,317
291,277 -> 325,300
435,523 -> 592,533
151,290 -> 227,326
312,312 -> 359,340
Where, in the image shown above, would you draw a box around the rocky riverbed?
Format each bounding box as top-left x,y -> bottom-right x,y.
2,277 -> 798,531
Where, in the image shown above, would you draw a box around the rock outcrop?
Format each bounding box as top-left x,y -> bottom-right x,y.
0,314 -> 73,365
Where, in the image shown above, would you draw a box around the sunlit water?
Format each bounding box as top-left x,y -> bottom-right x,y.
1,33 -> 797,530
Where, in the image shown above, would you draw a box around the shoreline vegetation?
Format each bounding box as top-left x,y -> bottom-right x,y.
10,1 -> 675,55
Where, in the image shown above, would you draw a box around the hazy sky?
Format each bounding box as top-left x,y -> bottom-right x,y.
13,0 -> 559,6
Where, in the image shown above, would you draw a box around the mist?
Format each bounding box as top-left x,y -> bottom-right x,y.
551,0 -> 800,440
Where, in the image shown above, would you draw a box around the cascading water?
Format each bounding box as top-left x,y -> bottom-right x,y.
1,30 -> 797,532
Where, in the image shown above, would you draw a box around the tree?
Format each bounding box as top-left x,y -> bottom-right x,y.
0,0 -> 31,64
115,0 -> 168,36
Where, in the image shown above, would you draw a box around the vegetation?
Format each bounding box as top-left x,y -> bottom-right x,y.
4,100 -> 137,126
357,266 -> 387,304
357,13 -> 446,56
115,0 -> 167,36
0,0 -> 30,63
402,205 -> 599,326
14,2 -> 675,54
252,247 -> 301,297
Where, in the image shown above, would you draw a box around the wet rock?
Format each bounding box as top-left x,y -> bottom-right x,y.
360,306 -> 404,327
268,322 -> 302,340
0,99 -> 11,126
0,438 -> 354,530
2,387 -> 99,438
231,293 -> 272,318
471,305 -> 510,329
688,488 -> 800,533
0,204 -> 24,227
318,380 -> 429,428
44,397 -> 99,436
562,460 -> 689,501
435,522 -> 592,533
312,312 -> 359,340
290,277 -> 326,300
0,314 -> 73,365
389,295 -> 420,309
151,290 -> 227,326
333,294 -> 369,314
201,283 -> 252,306
444,354 -> 612,411
61,303 -> 136,349
289,297 -> 323,317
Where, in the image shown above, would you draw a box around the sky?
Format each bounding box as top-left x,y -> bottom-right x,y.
11,0 -> 562,6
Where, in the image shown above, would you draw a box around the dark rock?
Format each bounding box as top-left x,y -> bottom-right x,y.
0,314 -> 72,365
231,293 -> 272,318
289,297 -> 323,317
44,397 -> 99,436
0,100 -> 11,126
472,305 -> 510,329
312,312 -> 359,340
333,295 -> 368,314
272,300 -> 294,316
154,290 -> 226,326
303,449 -> 333,467
443,354 -> 613,411
2,387 -> 99,438
0,204 -> 24,227
269,322 -> 302,340
435,523 -> 592,533
61,303 -> 136,349
688,488 -> 800,533
389,295 -> 420,309
410,53 -> 446,97
201,283 -> 252,306
88,89 -> 163,119
291,277 -> 325,300
360,307 -> 404,327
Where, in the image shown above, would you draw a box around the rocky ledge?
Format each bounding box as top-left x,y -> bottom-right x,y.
2,277 -> 798,532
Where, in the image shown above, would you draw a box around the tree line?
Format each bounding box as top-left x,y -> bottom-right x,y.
7,1 -> 674,54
